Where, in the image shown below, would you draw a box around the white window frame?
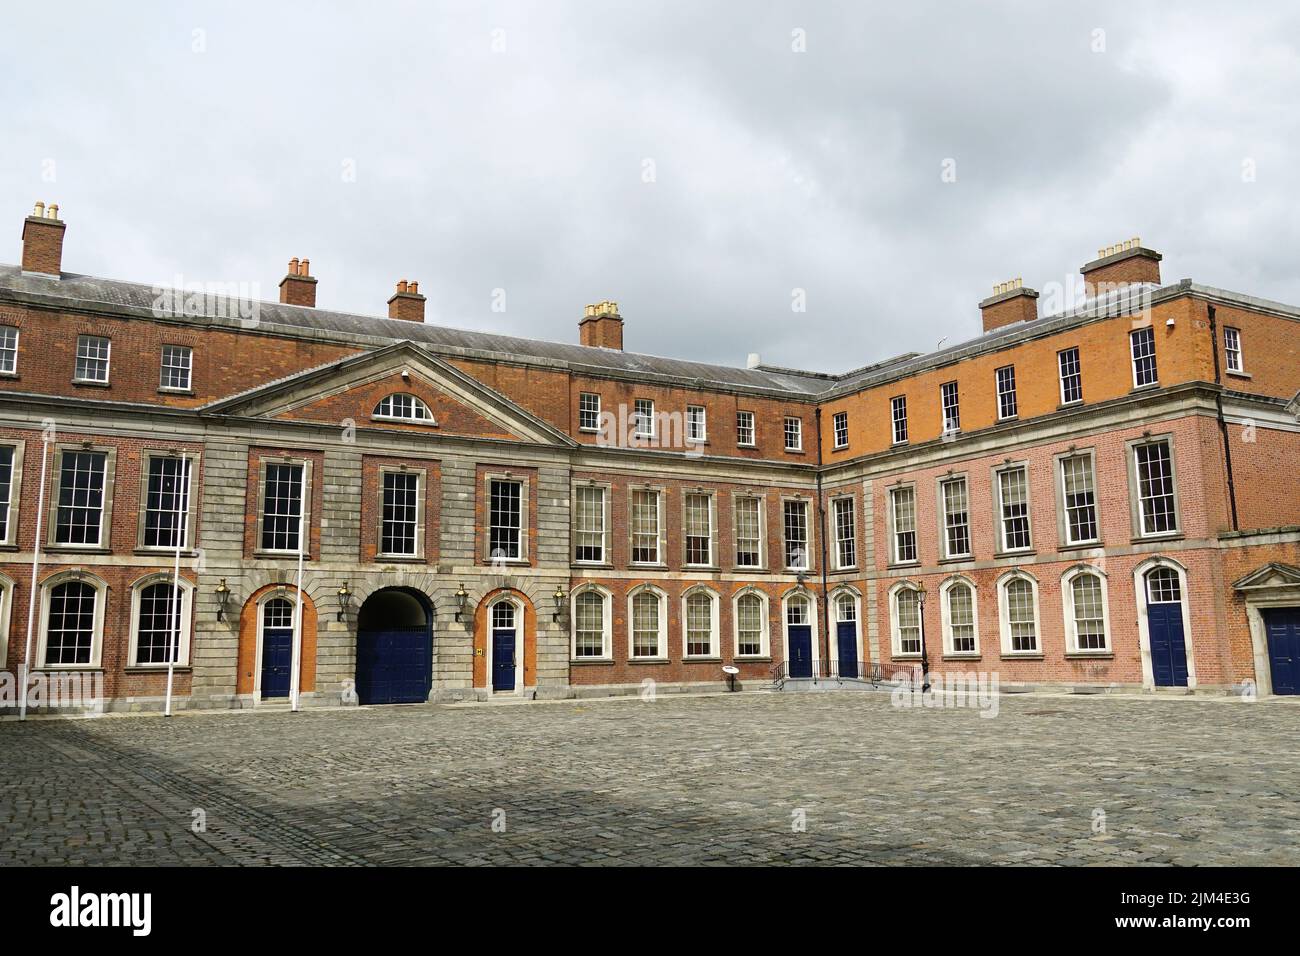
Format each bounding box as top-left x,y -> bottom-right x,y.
736,410 -> 756,447
1058,347 -> 1083,405
572,481 -> 610,565
0,325 -> 18,376
1056,450 -> 1100,547
890,395 -> 908,444
373,393 -> 436,423
938,474 -> 971,559
627,584 -> 668,661
628,486 -> 665,567
73,334 -> 111,384
940,381 -> 960,434
784,416 -> 803,452
939,576 -> 980,657
47,445 -> 118,551
377,466 -> 426,559
578,392 -> 601,432
0,441 -> 26,548
570,584 -> 612,660
889,484 -> 918,565
682,490 -> 716,568
832,495 -> 856,570
993,462 -> 1032,554
781,496 -> 812,571
832,411 -> 849,449
732,493 -> 766,570
1130,326 -> 1158,388
888,581 -> 923,659
681,586 -> 721,659
36,570 -> 109,670
634,398 -> 655,439
255,458 -> 313,557
137,450 -> 200,553
686,405 -> 707,443
1062,566 -> 1112,654
1224,326 -> 1244,374
484,473 -> 529,564
1128,436 -> 1181,539
995,365 -> 1017,420
127,572 -> 195,668
159,344 -> 193,392
831,586 -> 862,666
997,570 -> 1042,657
732,587 -> 771,659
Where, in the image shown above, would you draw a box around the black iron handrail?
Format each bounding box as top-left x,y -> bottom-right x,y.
770,659 -> 884,689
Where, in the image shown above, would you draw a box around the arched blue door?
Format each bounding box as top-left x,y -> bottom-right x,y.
787,596 -> 813,679
260,598 -> 294,699
1264,607 -> 1300,695
836,594 -> 858,678
491,602 -> 517,692
1146,568 -> 1188,687
355,589 -> 432,704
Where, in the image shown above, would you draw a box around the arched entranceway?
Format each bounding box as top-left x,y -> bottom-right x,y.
355,587 -> 432,704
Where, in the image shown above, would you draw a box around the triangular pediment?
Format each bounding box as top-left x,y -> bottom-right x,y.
204,342 -> 575,447
1232,562 -> 1300,591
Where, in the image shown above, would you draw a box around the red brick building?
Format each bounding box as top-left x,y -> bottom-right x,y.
1,205 -> 1297,711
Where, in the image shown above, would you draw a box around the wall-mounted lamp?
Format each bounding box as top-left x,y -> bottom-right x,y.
336,582 -> 352,622
553,586 -> 566,622
454,583 -> 469,622
215,578 -> 231,621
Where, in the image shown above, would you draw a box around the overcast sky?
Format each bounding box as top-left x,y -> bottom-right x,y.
2,2 -> 1297,373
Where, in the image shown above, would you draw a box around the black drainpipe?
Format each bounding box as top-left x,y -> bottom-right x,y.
1207,304 -> 1240,531
813,408 -> 831,672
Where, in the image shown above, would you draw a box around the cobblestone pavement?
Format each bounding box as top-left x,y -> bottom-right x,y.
1,691 -> 1297,866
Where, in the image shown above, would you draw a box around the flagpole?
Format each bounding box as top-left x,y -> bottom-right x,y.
163,455 -> 190,718
19,434 -> 51,722
290,468 -> 305,712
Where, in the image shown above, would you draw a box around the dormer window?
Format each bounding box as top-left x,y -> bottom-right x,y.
373,393 -> 434,423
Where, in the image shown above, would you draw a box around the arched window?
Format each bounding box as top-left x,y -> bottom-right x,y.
572,588 -> 609,659
999,574 -> 1039,654
264,597 -> 295,630
734,590 -> 768,658
491,600 -> 515,632
40,576 -> 106,667
373,393 -> 434,422
683,588 -> 719,658
786,593 -> 810,627
1064,568 -> 1109,652
941,579 -> 978,655
629,588 -> 665,659
836,592 -> 857,623
892,586 -> 922,656
1146,566 -> 1181,603
130,578 -> 194,666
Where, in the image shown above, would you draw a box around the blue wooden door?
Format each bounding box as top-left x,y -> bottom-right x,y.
355,625 -> 431,704
492,628 -> 516,691
836,621 -> 858,678
1146,569 -> 1188,687
261,629 -> 292,698
1264,608 -> 1300,696
1148,602 -> 1188,686
788,626 -> 813,678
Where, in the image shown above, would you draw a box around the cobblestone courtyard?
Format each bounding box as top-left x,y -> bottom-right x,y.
2,691 -> 1297,866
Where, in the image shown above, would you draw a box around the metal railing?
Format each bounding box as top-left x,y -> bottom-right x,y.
770,659 -> 884,690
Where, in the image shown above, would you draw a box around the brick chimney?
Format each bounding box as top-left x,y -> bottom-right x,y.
579,300 -> 623,350
387,279 -> 426,322
979,278 -> 1038,333
21,202 -> 66,277
278,257 -> 317,307
1081,237 -> 1161,296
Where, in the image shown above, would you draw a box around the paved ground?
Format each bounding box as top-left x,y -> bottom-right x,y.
1,690 -> 1297,866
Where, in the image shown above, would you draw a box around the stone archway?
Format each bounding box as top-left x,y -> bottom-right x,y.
354,587 -> 433,704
